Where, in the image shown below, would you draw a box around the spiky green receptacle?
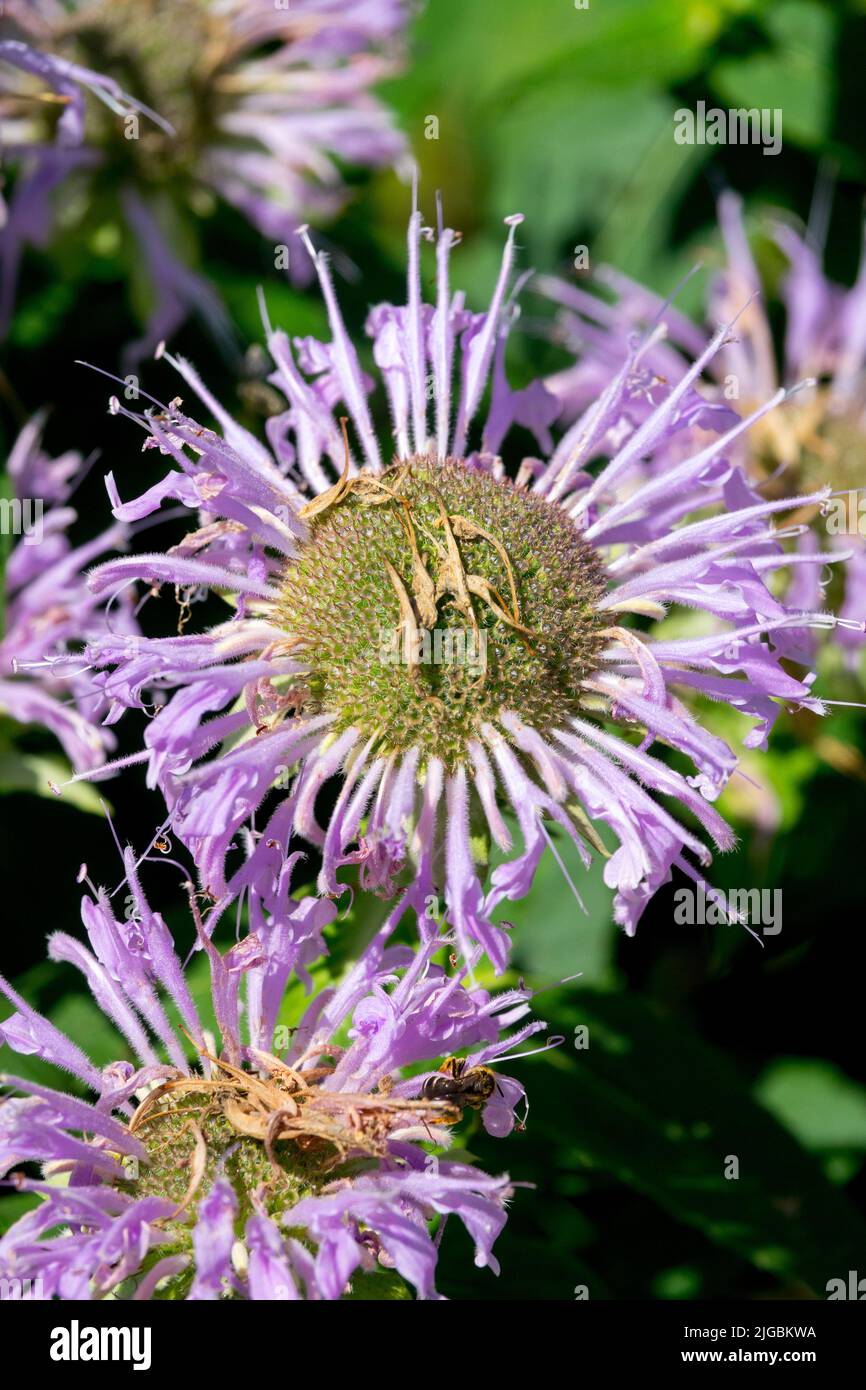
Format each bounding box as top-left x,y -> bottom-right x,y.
120,1097 -> 394,1300
127,1095 -> 329,1226
277,456 -> 609,771
60,0 -> 224,164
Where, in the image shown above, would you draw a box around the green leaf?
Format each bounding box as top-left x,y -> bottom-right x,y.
0,1190 -> 42,1238
756,1059 -> 866,1153
560,989 -> 866,1292
7,279 -> 77,349
711,0 -> 835,147
0,750 -> 106,814
218,272 -> 328,348
343,1270 -> 412,1300
492,82 -> 697,275
490,818 -> 618,988
392,0 -> 732,105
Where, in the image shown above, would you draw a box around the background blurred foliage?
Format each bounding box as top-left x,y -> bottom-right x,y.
3,0 -> 866,1299
378,0 -> 864,299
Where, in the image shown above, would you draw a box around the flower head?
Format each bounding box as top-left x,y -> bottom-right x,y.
75,198 -> 840,956
0,845 -> 539,1299
0,415 -> 137,774
0,2 -> 409,356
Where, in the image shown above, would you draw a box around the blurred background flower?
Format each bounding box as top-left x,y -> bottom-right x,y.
537,187 -> 866,674
0,415 -> 138,807
1,0 -> 411,362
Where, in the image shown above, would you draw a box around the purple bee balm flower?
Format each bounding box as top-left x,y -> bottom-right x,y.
0,857 -> 536,1300
0,416 -> 138,774
538,189 -> 866,666
73,197 -> 841,952
0,1 -> 409,357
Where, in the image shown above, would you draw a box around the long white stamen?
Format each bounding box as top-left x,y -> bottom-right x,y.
538,815 -> 588,916
493,1036 -> 566,1065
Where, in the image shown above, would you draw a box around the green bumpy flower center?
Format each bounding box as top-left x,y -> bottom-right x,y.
58,0 -> 227,168
121,1074 -> 438,1299
128,1096 -> 331,1226
277,457 -> 608,771
119,1097 -> 359,1300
